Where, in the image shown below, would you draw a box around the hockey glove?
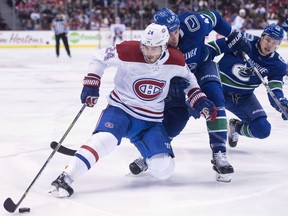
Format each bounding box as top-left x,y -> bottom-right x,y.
276,98 -> 288,120
186,88 -> 217,121
227,30 -> 251,58
168,77 -> 190,98
80,73 -> 101,107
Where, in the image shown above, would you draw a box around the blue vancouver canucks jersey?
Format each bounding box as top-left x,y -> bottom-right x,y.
208,34 -> 287,106
177,10 -> 232,72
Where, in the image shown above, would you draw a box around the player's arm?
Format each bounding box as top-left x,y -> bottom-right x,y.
199,10 -> 232,36
182,69 -> 217,121
207,32 -> 252,59
81,46 -> 119,107
267,63 -> 288,119
206,38 -> 228,60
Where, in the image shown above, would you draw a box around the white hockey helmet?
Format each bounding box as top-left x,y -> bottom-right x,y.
239,9 -> 246,15
140,23 -> 170,56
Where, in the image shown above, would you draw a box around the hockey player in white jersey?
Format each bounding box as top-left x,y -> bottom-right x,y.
49,23 -> 217,197
110,17 -> 126,46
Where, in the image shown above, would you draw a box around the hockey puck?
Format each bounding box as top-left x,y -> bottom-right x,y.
19,207 -> 30,213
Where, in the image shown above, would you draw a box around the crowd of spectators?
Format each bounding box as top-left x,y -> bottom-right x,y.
170,0 -> 288,30
5,0 -> 159,31
3,0 -> 288,31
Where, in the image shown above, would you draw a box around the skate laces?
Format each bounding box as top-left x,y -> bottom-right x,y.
213,151 -> 230,167
56,172 -> 73,186
50,172 -> 74,197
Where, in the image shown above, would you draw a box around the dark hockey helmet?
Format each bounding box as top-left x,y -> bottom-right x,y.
261,23 -> 284,41
152,8 -> 180,33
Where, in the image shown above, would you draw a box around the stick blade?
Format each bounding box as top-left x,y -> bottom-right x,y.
50,141 -> 76,156
3,198 -> 17,213
50,141 -> 59,149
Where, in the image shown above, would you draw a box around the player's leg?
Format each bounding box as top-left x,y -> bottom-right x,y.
55,35 -> 60,57
113,36 -> 116,46
163,107 -> 189,139
62,33 -> 71,57
225,93 -> 271,147
163,76 -> 190,138
129,77 -> 188,175
49,106 -> 130,197
194,60 -> 233,180
130,122 -> 175,180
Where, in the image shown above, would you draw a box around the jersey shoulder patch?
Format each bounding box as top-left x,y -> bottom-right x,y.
116,41 -> 145,63
165,47 -> 186,66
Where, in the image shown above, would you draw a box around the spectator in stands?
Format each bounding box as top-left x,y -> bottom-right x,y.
77,10 -> 89,30
6,0 -> 288,31
255,3 -> 266,18
22,18 -> 35,30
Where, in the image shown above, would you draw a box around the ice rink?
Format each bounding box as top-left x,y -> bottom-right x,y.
0,47 -> 288,216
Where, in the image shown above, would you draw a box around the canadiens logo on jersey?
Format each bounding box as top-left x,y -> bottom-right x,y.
133,78 -> 166,101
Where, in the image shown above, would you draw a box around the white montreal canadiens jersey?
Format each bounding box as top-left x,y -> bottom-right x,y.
87,41 -> 199,122
110,23 -> 126,37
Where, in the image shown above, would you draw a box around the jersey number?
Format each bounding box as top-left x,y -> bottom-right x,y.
104,47 -> 115,61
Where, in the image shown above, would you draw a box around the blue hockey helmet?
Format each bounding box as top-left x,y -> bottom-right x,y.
152,8 -> 180,32
261,23 -> 284,41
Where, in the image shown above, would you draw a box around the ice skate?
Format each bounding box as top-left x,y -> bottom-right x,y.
129,158 -> 148,175
49,172 -> 74,197
228,118 -> 241,147
211,151 -> 234,182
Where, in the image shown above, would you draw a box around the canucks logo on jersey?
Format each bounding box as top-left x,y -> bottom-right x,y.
237,64 -> 254,78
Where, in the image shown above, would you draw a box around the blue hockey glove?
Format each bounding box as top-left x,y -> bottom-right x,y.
277,98 -> 288,120
169,77 -> 190,97
187,107 -> 201,119
227,30 -> 251,58
80,73 -> 101,107
186,88 -> 217,121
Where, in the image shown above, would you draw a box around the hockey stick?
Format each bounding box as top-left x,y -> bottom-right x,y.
243,53 -> 288,119
50,141 -> 76,156
3,104 -> 86,213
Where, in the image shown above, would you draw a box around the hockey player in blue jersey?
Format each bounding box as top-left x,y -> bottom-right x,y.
281,19 -> 288,76
129,8 -> 251,182
207,23 -> 288,148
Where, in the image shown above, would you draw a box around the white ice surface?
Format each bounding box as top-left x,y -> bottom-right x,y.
0,47 -> 288,216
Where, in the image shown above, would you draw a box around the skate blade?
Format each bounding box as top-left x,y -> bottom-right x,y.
228,140 -> 238,148
216,173 -> 232,183
125,171 -> 149,177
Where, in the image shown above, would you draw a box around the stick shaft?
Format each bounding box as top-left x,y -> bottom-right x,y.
243,53 -> 288,119
3,104 -> 86,213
